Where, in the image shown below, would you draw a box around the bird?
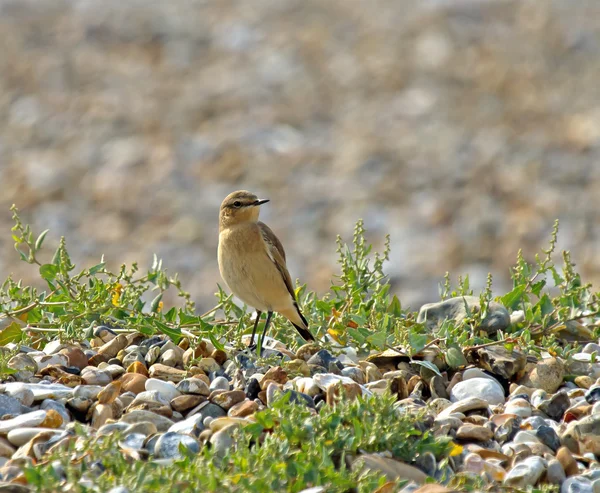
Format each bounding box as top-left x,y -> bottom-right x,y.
218,190 -> 315,352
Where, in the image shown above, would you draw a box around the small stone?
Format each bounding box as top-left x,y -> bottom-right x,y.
228,400 -> 258,418
307,350 -> 343,371
88,353 -> 110,366
561,477 -> 593,493
585,386 -> 600,404
39,409 -> 63,429
119,410 -> 174,432
126,361 -> 149,377
59,347 -> 88,370
341,367 -> 366,384
97,382 -> 122,404
546,459 -> 566,485
538,391 -> 570,420
519,357 -> 565,394
536,425 -> 561,452
122,352 -> 147,369
98,335 -> 128,359
196,358 -> 220,374
155,432 -> 200,459
171,395 -> 206,413
211,390 -> 246,411
145,346 -> 161,366
145,378 -> 181,402
209,376 -> 230,392
210,428 -> 234,457
81,368 -> 112,386
557,447 -> 579,477
561,414 -> 600,456
124,422 -> 157,437
417,296 -> 509,334
469,346 -> 527,380
296,343 -> 320,361
148,364 -> 187,382
94,326 -> 117,343
575,376 -> 595,390
245,378 -> 261,400
7,353 -> 37,381
211,349 -> 228,366
168,414 -> 205,436
505,398 -> 532,419
0,410 -> 47,433
177,378 -> 210,396
456,424 -> 493,442
450,377 -> 504,406
34,353 -> 69,371
0,437 -> 16,458
262,366 -> 288,386
160,349 -> 183,368
91,403 -> 114,429
119,373 -> 148,395
188,401 -> 227,421
437,397 -> 490,419
0,394 -> 24,416
504,456 -> 546,488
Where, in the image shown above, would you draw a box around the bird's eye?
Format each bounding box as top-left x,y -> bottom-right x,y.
233,201 -> 242,208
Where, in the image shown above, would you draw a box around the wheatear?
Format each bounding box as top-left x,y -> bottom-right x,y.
218,190 -> 315,350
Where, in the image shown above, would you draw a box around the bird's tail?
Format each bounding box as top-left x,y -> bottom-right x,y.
281,303 -> 315,342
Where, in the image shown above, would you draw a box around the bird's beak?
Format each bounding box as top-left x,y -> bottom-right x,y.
254,199 -> 270,206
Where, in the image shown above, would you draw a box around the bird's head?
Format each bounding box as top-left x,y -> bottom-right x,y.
219,190 -> 269,228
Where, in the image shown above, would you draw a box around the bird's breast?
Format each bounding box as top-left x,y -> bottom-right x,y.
218,226 -> 292,312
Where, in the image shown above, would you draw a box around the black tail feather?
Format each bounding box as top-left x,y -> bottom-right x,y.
292,322 -> 315,341
293,302 -> 315,341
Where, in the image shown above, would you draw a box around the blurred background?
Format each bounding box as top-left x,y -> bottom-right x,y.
0,0 -> 599,312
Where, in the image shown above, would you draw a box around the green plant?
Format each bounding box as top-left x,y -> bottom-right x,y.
25,393 -> 454,493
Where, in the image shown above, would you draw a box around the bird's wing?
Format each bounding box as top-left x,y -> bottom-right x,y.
258,221 -> 296,301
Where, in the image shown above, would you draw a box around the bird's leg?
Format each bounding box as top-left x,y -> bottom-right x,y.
257,311 -> 273,355
248,310 -> 262,350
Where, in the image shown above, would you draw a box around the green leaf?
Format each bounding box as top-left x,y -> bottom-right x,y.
39,264 -> 60,282
164,307 -> 177,324
411,359 -> 442,377
387,295 -> 402,317
153,320 -> 181,343
88,262 -> 105,275
408,332 -> 428,354
150,293 -> 163,313
0,321 -> 23,346
445,345 -> 468,369
550,267 -> 564,286
208,331 -> 225,352
15,245 -> 28,263
51,245 -> 61,266
531,279 -> 546,297
500,285 -> 526,309
347,327 -> 366,344
34,229 -> 49,251
366,330 -> 387,349
179,313 -> 200,326
315,300 -> 332,315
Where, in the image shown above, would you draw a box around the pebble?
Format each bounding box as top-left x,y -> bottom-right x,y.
456,424 -> 493,441
546,458 -> 567,485
0,411 -> 47,433
210,376 -> 230,392
145,379 -> 181,402
450,377 -> 504,406
505,398 -> 532,418
154,432 -> 200,459
177,378 -> 210,396
519,358 -> 565,394
561,476 -> 594,493
504,456 -> 546,488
